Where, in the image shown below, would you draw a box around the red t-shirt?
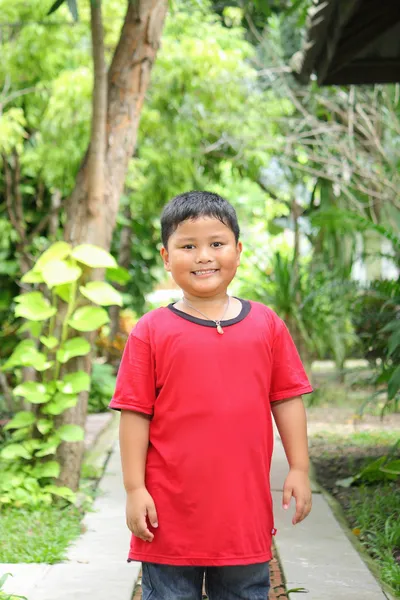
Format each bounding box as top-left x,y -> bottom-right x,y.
109,299 -> 312,566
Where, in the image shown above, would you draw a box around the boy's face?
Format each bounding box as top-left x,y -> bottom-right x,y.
160,217 -> 242,298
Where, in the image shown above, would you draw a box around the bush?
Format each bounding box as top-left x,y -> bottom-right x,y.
352,280 -> 400,364
88,362 -> 116,413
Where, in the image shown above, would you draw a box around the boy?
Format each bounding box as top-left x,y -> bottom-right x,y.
110,191 -> 313,600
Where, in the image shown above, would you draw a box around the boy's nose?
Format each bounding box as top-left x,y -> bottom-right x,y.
195,250 -> 213,263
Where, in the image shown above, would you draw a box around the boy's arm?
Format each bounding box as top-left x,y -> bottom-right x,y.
271,396 -> 312,525
120,410 -> 158,541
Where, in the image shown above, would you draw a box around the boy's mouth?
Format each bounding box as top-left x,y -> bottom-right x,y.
191,269 -> 219,277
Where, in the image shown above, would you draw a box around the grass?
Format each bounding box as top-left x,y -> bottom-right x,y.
310,430 -> 399,447
346,483 -> 400,596
0,505 -> 83,564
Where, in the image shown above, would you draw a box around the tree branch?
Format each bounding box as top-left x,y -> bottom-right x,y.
87,0 -> 107,220
2,153 -> 24,240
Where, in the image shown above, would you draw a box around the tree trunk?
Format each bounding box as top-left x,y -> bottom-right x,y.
58,0 -> 168,490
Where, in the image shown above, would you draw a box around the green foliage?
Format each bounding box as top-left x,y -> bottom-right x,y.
0,573 -> 27,600
88,362 -> 116,414
346,484 -> 400,595
0,505 -> 82,564
112,0 -> 282,311
0,242 -> 122,508
47,0 -> 79,21
238,251 -> 357,365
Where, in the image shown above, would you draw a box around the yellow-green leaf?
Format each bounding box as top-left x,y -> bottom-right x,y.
79,281 -> 123,306
34,242 -> 72,271
71,244 -> 117,268
56,424 -> 84,442
40,335 -> 59,350
41,260 -> 82,288
4,411 -> 35,430
21,269 -> 44,284
68,306 -> 109,332
56,337 -> 91,363
58,371 -> 90,394
14,292 -> 57,322
13,381 -> 50,404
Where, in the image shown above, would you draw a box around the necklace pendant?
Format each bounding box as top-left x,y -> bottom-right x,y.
216,323 -> 224,335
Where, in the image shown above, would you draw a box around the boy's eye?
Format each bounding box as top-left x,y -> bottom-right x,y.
183,245 -> 195,250
211,242 -> 223,247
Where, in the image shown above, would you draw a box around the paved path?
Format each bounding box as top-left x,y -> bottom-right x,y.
271,438 -> 389,599
1,434 -> 390,599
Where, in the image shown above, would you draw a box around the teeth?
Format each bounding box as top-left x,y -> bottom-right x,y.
193,270 -> 216,275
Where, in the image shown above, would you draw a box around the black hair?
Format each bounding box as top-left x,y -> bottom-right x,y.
161,191 -> 240,248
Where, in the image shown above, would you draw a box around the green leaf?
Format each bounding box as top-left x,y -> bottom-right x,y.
47,0 -> 66,15
13,382 -> 50,404
10,427 -> 31,442
0,573 -> 12,589
79,281 -> 123,306
21,269 -> 44,284
4,411 -> 35,430
71,244 -> 117,269
68,306 -> 109,332
42,393 -> 78,415
56,337 -> 91,363
380,460 -> 400,476
34,360 -> 54,373
33,461 -> 61,479
0,444 -> 31,460
14,292 -> 57,321
58,371 -> 90,394
381,320 -> 400,333
336,476 -> 357,488
2,341 -> 52,372
47,0 -> 79,21
18,321 -> 43,338
388,329 -> 400,356
388,365 -> 400,400
35,439 -> 60,457
40,335 -> 59,350
54,283 -> 73,302
66,0 -> 79,21
56,424 -> 84,442
106,266 -> 130,285
41,260 -> 82,288
34,242 -> 71,271
45,485 -> 76,502
37,419 -> 53,435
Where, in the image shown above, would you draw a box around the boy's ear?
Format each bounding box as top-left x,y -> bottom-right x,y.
160,246 -> 171,271
236,241 -> 243,266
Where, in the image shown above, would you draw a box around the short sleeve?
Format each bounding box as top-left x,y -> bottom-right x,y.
269,318 -> 313,402
109,331 -> 156,415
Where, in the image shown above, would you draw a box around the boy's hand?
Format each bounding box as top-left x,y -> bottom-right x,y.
126,487 -> 158,542
282,468 -> 312,525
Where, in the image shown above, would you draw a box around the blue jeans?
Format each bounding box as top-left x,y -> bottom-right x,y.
141,561 -> 270,600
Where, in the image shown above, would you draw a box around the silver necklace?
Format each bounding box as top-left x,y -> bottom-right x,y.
182,296 -> 230,334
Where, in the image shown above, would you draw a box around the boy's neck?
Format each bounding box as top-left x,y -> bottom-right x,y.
175,293 -> 242,321
183,291 -> 229,308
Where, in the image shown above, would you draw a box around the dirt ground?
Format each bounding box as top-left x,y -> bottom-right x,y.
306,404 -> 400,434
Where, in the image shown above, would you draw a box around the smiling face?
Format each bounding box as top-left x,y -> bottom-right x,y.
160,217 -> 242,299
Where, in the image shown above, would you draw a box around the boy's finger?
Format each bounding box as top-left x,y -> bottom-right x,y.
147,503 -> 159,528
292,499 -> 305,525
282,485 -> 292,510
135,515 -> 154,542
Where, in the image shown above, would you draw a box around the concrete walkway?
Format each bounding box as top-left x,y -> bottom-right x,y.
270,438 -> 389,599
1,437 -> 391,599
